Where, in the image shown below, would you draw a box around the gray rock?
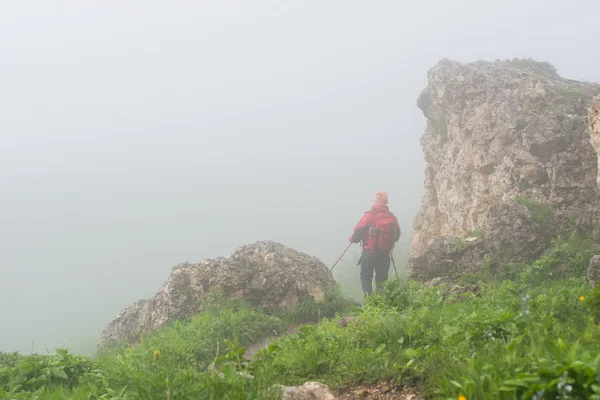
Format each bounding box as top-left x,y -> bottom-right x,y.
590,96 -> 600,187
338,316 -> 355,328
484,202 -> 544,262
408,59 -> 600,279
416,87 -> 431,118
409,235 -> 488,281
519,164 -> 548,185
587,255 -> 600,288
281,382 -> 337,400
99,241 -> 335,346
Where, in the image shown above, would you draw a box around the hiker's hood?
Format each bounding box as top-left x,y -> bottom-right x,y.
375,191 -> 388,205
370,203 -> 389,213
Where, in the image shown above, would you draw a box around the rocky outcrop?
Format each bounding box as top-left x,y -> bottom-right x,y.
408,58 -> 600,280
588,97 -> 600,287
100,241 -> 335,346
591,96 -> 600,186
484,202 -> 544,262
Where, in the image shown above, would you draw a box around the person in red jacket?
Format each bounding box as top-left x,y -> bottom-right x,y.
349,192 -> 401,297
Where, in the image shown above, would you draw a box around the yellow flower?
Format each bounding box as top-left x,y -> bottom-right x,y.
153,349 -> 160,361
579,296 -> 585,301
458,395 -> 467,400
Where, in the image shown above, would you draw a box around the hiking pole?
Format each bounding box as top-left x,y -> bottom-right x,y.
331,242 -> 352,272
390,253 -> 400,280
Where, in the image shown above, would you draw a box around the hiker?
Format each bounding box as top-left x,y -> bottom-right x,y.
349,192 -> 401,297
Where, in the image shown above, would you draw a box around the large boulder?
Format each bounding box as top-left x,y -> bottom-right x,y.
484,202 -> 544,262
590,96 -> 600,186
100,241 -> 335,346
408,58 -> 600,279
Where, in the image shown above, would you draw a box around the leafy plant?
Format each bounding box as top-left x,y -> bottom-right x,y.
521,232 -> 595,285
450,238 -> 466,254
514,196 -> 554,229
0,349 -> 95,393
284,285 -> 353,324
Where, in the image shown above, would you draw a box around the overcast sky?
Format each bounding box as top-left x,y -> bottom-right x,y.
2,0 -> 600,354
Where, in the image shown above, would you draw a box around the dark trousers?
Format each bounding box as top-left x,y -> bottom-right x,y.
360,249 -> 391,297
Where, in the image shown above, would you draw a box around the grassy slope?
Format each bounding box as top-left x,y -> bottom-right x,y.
2,234 -> 600,400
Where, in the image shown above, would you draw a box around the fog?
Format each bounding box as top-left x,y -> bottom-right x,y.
2,0 -> 600,354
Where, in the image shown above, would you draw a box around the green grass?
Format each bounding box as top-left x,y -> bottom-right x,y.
2,235 -> 600,399
0,290 -> 350,399
252,278 -> 600,399
281,286 -> 357,324
505,58 -> 559,78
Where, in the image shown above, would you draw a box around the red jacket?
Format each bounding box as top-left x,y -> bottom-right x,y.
350,204 -> 401,252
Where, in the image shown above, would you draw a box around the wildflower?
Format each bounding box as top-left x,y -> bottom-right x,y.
458,395 -> 467,400
579,296 -> 585,301
153,349 -> 160,361
565,384 -> 572,392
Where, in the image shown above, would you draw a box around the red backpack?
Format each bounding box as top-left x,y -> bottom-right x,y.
367,211 -> 398,252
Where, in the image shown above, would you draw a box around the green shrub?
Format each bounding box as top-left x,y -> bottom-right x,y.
458,273 -> 487,285
506,58 -> 558,77
284,285 -> 354,324
365,279 -> 421,310
514,196 -> 554,229
0,353 -> 37,369
521,232 -> 595,285
0,349 -> 95,394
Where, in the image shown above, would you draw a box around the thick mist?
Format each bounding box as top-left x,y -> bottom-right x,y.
2,1 -> 600,354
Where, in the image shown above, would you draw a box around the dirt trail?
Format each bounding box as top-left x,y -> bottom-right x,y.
336,379 -> 421,400
244,324 -> 423,399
